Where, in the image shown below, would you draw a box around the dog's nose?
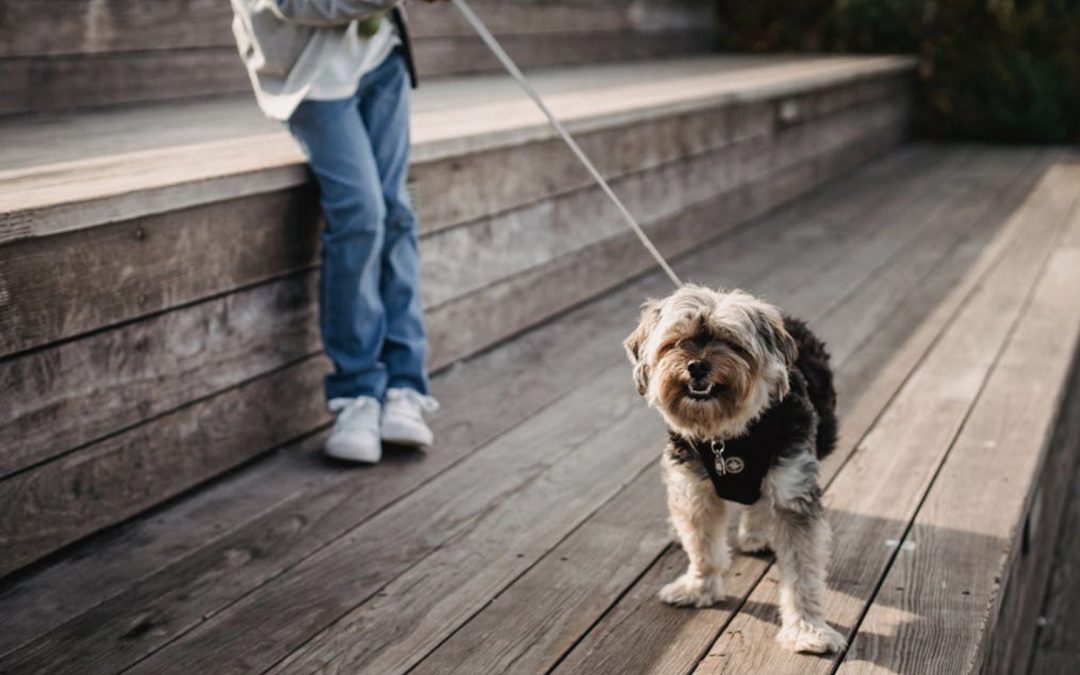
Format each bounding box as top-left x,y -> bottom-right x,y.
687,360 -> 710,380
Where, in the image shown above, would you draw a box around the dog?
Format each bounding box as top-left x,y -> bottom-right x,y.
623,284 -> 846,654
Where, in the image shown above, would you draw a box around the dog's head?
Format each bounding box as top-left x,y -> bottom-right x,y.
623,285 -> 797,439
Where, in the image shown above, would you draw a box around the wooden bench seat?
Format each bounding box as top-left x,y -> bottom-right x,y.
1,146 -> 1077,674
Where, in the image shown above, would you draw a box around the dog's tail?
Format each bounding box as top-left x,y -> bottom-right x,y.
784,317 -> 838,459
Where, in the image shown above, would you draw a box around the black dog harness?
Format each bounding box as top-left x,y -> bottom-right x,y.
668,369 -> 819,506
686,436 -> 775,505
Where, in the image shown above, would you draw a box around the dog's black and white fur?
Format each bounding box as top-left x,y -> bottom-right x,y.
624,285 -> 846,654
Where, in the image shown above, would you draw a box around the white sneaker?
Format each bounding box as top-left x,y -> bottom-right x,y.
325,396 -> 382,463
381,388 -> 439,447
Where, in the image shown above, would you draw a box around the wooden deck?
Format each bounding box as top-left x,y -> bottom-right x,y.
1,145 -> 1079,674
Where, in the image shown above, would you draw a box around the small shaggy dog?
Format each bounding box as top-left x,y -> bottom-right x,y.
624,284 -> 846,654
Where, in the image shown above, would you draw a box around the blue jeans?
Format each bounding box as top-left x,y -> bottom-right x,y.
288,50 -> 429,401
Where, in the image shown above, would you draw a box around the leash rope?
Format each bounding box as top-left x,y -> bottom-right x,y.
450,0 -> 684,288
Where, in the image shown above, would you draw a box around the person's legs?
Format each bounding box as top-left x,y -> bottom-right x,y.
357,49 -> 430,395
288,94 -> 389,402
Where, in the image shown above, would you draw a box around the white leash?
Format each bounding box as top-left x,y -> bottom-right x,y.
449,0 -> 684,289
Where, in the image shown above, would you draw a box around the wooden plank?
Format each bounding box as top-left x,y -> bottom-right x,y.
0,31 -> 710,116
841,189 -> 1080,674
0,61 -> 902,174
412,30 -> 712,78
121,366 -> 663,675
0,184 -> 320,360
0,273 -> 320,477
428,115 -> 906,367
1029,401 -> 1080,675
0,431 -> 330,658
421,97 -> 903,308
0,0 -> 234,57
0,89 -> 903,362
978,354 -> 1080,675
0,49 -> 250,116
410,100 -> 772,235
692,163 -> 1080,675
0,56 -> 913,243
0,353 -> 332,577
409,470 -> 670,675
0,146 -> 925,673
0,0 -> 703,57
549,149 -> 1057,675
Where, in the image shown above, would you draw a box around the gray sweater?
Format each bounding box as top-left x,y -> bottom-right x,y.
231,0 -> 415,120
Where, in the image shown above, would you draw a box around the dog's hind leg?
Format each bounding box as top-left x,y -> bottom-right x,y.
768,453 -> 847,654
658,459 -> 729,608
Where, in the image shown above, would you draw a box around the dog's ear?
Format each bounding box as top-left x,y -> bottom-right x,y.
751,303 -> 798,401
624,299 -> 661,396
751,305 -> 798,368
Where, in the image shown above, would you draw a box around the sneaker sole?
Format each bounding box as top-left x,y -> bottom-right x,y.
323,443 -> 382,464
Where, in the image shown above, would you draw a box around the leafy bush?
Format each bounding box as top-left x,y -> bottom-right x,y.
714,0 -> 1080,143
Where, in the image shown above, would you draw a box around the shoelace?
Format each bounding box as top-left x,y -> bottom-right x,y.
387,389 -> 440,415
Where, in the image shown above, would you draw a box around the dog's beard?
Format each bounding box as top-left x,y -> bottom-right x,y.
649,352 -> 771,439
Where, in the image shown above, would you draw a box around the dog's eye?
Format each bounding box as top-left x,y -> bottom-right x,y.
657,340 -> 677,356
714,340 -> 751,359
676,337 -> 702,350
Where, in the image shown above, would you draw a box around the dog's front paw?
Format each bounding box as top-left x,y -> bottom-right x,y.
658,573 -> 725,608
736,530 -> 771,554
776,619 -> 847,654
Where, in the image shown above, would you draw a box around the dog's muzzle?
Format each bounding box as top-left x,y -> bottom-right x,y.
687,360 -> 715,398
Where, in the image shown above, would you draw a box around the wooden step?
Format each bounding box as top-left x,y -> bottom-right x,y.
0,55 -> 915,577
2,146 -> 1076,675
0,0 -> 714,115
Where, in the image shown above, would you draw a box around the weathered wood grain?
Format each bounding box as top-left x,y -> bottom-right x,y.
0,212 -> 694,659
0,86 -> 904,361
549,149 -> 1055,675
0,353 -> 333,577
0,273 -> 320,477
841,185 -> 1080,674
6,145 -> 1062,673
0,92 -> 902,480
121,366 -> 662,675
0,0 -> 710,57
0,31 -> 711,116
0,56 -> 913,244
1028,390 -> 1080,675
408,150 -> 976,675
409,469 -> 671,675
176,142 -> 928,675
278,144 -> 993,673
410,100 -> 772,234
693,163 -> 1080,675
0,184 -> 320,360
428,116 -> 906,367
478,147 -> 995,675
421,97 -> 903,308
0,145 -> 924,674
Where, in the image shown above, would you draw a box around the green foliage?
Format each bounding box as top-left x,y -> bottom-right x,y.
714,0 -> 1080,143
